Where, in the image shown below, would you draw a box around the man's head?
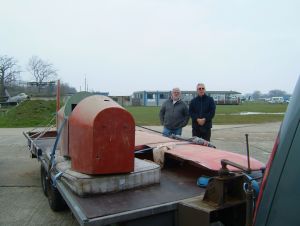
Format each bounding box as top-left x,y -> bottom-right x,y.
171,87 -> 181,101
196,83 -> 206,97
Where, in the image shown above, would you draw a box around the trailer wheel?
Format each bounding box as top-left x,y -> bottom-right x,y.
40,165 -> 48,197
47,179 -> 67,212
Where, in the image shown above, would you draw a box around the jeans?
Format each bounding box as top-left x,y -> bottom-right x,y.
162,127 -> 182,137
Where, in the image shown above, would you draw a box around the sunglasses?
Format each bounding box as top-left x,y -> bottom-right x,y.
198,87 -> 205,90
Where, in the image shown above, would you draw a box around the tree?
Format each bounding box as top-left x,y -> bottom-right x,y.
268,89 -> 287,98
27,56 -> 57,92
0,55 -> 21,98
60,82 -> 77,96
252,90 -> 262,100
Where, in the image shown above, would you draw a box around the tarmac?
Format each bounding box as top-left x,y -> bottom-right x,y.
0,122 -> 281,226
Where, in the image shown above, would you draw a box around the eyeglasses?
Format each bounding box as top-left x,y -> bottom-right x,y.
198,87 -> 205,90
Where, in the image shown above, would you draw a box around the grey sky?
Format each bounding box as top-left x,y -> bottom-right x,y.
0,0 -> 299,95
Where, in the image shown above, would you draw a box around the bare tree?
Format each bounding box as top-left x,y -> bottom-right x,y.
0,55 -> 21,98
27,56 -> 57,92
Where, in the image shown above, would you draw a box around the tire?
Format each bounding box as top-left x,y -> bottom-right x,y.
47,177 -> 68,211
40,165 -> 48,197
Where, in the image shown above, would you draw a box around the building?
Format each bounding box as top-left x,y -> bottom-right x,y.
109,96 -> 131,106
131,90 -> 241,106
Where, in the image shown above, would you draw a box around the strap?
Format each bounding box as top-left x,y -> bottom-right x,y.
49,117 -> 67,170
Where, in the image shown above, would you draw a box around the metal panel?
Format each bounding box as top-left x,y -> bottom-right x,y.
255,77 -> 300,226
265,122 -> 300,226
120,211 -> 176,226
57,92 -> 93,157
63,91 -> 93,117
178,196 -> 246,226
57,181 -> 88,226
58,168 -> 204,224
57,107 -> 69,157
135,127 -> 264,172
165,145 -> 264,172
69,95 -> 135,174
87,204 -> 178,226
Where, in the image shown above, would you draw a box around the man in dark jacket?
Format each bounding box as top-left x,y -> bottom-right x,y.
189,83 -> 216,141
159,87 -> 189,137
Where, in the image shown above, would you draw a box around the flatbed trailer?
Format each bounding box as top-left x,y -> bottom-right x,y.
24,130 -> 208,226
23,76 -> 300,226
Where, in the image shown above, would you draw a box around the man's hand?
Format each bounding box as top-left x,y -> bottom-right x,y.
197,118 -> 206,126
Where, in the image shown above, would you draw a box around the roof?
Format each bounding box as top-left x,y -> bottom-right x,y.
133,90 -> 241,95
207,91 -> 241,95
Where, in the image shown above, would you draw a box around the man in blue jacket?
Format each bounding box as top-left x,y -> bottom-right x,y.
160,87 -> 189,137
189,83 -> 216,141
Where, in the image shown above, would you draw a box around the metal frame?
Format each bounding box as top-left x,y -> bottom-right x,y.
57,178 -> 186,226
23,130 -> 206,226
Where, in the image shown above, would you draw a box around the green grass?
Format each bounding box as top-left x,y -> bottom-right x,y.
213,114 -> 284,125
213,102 -> 286,124
126,102 -> 287,125
0,100 -> 288,127
126,106 -> 160,125
0,100 -> 57,127
215,102 -> 287,114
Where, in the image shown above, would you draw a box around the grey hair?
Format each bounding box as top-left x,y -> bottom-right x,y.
196,83 -> 205,89
172,87 -> 181,93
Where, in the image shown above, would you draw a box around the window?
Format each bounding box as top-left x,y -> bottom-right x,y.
159,93 -> 168,99
147,93 -> 155,99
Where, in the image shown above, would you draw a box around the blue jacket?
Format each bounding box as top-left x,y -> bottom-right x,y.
189,94 -> 216,129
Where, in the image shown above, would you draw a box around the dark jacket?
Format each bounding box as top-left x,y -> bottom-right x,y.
159,99 -> 189,130
189,94 -> 216,129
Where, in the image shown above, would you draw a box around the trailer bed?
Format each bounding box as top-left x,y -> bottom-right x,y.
24,130 -> 206,225
58,167 -> 204,225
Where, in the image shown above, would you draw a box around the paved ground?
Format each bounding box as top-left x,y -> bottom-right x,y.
0,128 -> 78,226
0,123 -> 280,226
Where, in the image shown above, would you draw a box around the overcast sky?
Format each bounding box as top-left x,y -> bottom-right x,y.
0,0 -> 299,95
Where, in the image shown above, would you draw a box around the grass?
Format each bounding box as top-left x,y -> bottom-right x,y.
126,106 -> 160,126
213,114 -> 284,125
0,100 -> 288,127
212,102 -> 286,125
215,102 -> 287,114
126,102 -> 287,125
0,100 -> 57,127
